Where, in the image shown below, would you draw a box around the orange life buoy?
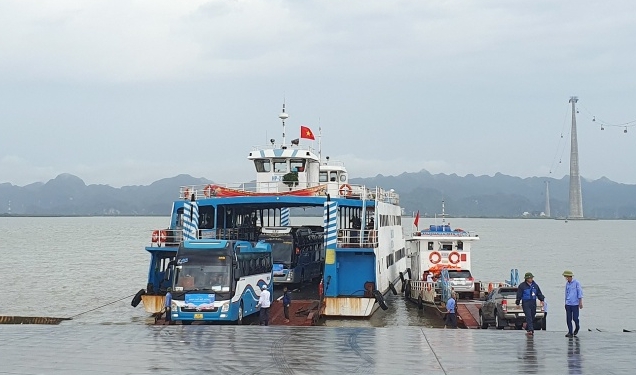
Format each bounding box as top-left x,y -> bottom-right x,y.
203,184 -> 213,198
151,230 -> 159,243
429,251 -> 442,264
448,251 -> 460,264
159,230 -> 168,243
183,188 -> 190,199
339,184 -> 352,196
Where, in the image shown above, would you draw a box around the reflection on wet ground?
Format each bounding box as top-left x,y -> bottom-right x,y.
1,325 -> 633,374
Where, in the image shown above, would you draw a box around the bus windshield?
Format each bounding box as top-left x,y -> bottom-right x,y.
262,236 -> 294,265
174,249 -> 231,293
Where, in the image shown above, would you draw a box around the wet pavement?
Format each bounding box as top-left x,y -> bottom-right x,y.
0,324 -> 633,374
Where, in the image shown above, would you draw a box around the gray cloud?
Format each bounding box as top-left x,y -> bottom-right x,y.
1,0 -> 635,187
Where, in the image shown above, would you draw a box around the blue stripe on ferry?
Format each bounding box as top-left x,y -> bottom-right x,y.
324,201 -> 338,248
182,202 -> 199,240
280,208 -> 290,226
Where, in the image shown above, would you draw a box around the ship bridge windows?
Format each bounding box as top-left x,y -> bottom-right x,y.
290,159 -> 306,173
428,242 -> 434,250
457,241 -> 463,250
330,171 -> 337,182
273,159 -> 288,173
441,243 -> 453,251
319,172 -> 328,182
340,174 -> 347,182
254,159 -> 271,173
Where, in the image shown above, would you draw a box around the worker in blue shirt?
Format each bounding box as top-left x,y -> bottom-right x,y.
445,292 -> 457,328
515,272 -> 545,336
164,288 -> 172,324
541,299 -> 548,331
563,270 -> 583,338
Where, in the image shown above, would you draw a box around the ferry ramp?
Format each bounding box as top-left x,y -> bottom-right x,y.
0,324 -> 633,374
456,301 -> 482,329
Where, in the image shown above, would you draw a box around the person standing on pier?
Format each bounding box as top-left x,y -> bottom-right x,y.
163,288 -> 172,324
563,270 -> 583,338
282,286 -> 292,323
445,292 -> 457,328
541,299 -> 548,331
515,272 -> 545,336
256,285 -> 271,326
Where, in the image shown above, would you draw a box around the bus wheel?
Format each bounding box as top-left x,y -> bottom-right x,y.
237,303 -> 244,325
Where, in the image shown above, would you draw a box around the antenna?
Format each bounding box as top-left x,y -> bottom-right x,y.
441,200 -> 447,224
318,121 -> 322,163
279,102 -> 289,147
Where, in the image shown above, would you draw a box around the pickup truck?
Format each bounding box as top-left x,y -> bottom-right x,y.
479,287 -> 545,329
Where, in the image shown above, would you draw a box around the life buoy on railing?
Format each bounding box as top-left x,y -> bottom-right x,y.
159,230 -> 168,243
339,184 -> 352,196
203,184 -> 213,198
151,230 -> 159,243
183,188 -> 190,199
448,251 -> 461,264
429,251 -> 442,264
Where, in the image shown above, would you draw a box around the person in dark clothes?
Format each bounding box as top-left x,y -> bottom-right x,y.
282,287 -> 292,323
515,272 -> 545,336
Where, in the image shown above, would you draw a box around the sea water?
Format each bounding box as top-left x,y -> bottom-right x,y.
1,216 -> 633,332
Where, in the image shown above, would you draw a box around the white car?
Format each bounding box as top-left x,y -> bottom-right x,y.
447,270 -> 475,299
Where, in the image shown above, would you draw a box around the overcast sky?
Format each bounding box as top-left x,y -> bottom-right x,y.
1,0 -> 635,187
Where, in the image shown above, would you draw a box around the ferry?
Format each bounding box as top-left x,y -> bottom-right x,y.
404,202 -> 480,308
131,105 -> 408,322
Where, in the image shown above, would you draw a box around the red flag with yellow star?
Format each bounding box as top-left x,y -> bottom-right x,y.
300,126 -> 315,140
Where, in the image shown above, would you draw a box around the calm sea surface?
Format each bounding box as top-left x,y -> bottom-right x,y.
1,217 -> 634,332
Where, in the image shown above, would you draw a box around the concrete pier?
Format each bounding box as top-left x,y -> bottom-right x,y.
0,324 -> 633,374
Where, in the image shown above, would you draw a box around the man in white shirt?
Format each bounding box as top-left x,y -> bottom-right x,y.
426,273 -> 434,282
256,284 -> 271,326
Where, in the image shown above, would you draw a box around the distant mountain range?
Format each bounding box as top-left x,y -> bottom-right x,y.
1,171 -> 636,219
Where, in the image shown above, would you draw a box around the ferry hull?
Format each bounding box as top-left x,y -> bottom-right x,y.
141,295 -> 165,314
323,297 -> 379,317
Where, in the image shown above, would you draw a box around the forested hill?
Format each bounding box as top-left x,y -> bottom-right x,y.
2,171 -> 635,218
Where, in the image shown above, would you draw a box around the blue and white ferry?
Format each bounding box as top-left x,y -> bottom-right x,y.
132,106 -> 408,320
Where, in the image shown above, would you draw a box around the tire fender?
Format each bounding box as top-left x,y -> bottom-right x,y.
131,289 -> 145,307
372,290 -> 389,310
389,282 -> 397,295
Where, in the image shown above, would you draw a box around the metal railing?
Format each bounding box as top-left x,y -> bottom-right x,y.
178,183 -> 400,204
337,229 -> 378,248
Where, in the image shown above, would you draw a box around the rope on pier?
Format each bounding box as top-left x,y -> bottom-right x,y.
420,328 -> 449,375
69,293 -> 137,319
0,293 -> 139,324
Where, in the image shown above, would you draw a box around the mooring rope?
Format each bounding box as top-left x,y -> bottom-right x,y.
420,327 -> 449,375
68,293 -> 137,319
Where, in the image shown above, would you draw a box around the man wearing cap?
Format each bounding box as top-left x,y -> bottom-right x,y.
563,270 -> 583,338
256,284 -> 271,326
515,272 -> 545,336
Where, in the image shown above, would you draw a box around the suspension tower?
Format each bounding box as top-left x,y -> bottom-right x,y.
544,181 -> 551,217
568,96 -> 584,219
